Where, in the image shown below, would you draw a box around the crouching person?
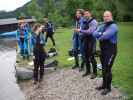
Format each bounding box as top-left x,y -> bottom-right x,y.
31,24 -> 46,84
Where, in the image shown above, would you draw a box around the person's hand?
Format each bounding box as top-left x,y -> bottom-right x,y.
33,56 -> 35,60
74,29 -> 77,32
74,29 -> 80,32
102,32 -> 106,35
77,29 -> 80,32
99,32 -> 102,35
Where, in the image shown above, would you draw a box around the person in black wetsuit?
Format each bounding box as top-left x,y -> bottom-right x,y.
31,24 -> 46,84
43,16 -> 55,46
75,10 -> 98,79
94,11 -> 118,95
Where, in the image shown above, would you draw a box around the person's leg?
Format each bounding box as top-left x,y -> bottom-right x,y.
24,39 -> 29,60
19,38 -> 24,57
72,34 -> 79,69
79,56 -> 85,72
79,37 -> 85,71
21,38 -> 25,59
39,58 -> 45,82
90,55 -> 97,79
106,54 -> 116,90
100,54 -> 111,95
101,52 -> 116,95
50,35 -> 56,46
33,59 -> 39,84
72,49 -> 79,69
82,57 -> 91,77
45,33 -> 49,43
96,53 -> 106,90
82,40 -> 91,77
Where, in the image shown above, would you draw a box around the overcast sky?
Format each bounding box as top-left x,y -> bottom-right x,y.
0,0 -> 31,12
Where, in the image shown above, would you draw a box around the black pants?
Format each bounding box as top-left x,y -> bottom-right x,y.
73,49 -> 79,66
33,47 -> 46,81
100,40 -> 117,90
33,58 -> 45,81
83,36 -> 97,74
45,33 -> 55,46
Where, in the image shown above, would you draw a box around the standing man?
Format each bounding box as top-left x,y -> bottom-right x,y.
43,16 -> 56,46
17,17 -> 30,59
94,11 -> 118,95
75,10 -> 97,79
72,9 -> 85,71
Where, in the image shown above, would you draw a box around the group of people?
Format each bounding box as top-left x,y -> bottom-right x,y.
16,8 -> 118,95
72,9 -> 118,95
16,16 -> 55,84
17,16 -> 56,59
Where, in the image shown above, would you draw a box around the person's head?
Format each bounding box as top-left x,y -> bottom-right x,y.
84,10 -> 92,19
76,9 -> 84,19
18,16 -> 25,28
32,23 -> 42,35
40,25 -> 44,33
43,16 -> 48,23
103,11 -> 113,22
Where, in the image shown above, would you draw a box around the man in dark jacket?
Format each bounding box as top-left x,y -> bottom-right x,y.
94,11 -> 118,95
43,16 -> 55,46
75,10 -> 97,79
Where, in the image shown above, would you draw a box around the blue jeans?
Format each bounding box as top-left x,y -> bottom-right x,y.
18,38 -> 29,56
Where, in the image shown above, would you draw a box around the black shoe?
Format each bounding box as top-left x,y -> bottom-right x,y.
26,56 -> 30,61
33,81 -> 38,85
101,89 -> 111,95
95,86 -> 105,91
79,67 -> 83,72
82,72 -> 90,77
90,74 -> 97,79
39,78 -> 43,83
22,56 -> 25,60
72,65 -> 78,69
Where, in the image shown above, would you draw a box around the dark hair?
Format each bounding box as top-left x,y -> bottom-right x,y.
84,9 -> 91,13
43,16 -> 48,18
32,23 -> 41,32
17,16 -> 25,20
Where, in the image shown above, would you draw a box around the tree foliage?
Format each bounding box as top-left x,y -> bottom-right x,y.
24,0 -> 133,26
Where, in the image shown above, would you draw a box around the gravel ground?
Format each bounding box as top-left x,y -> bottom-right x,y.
19,68 -> 126,100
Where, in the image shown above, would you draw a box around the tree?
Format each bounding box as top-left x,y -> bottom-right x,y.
27,0 -> 43,21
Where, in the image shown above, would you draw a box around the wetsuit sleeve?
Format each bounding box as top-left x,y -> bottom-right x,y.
80,20 -> 98,35
99,24 -> 118,40
93,24 -> 104,38
16,29 -> 20,40
40,34 -> 45,46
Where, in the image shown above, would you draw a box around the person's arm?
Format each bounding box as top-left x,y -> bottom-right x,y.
80,20 -> 98,35
16,29 -> 20,40
99,24 -> 118,40
93,24 -> 104,38
30,34 -> 35,52
51,23 -> 55,33
42,34 -> 46,46
93,30 -> 103,39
